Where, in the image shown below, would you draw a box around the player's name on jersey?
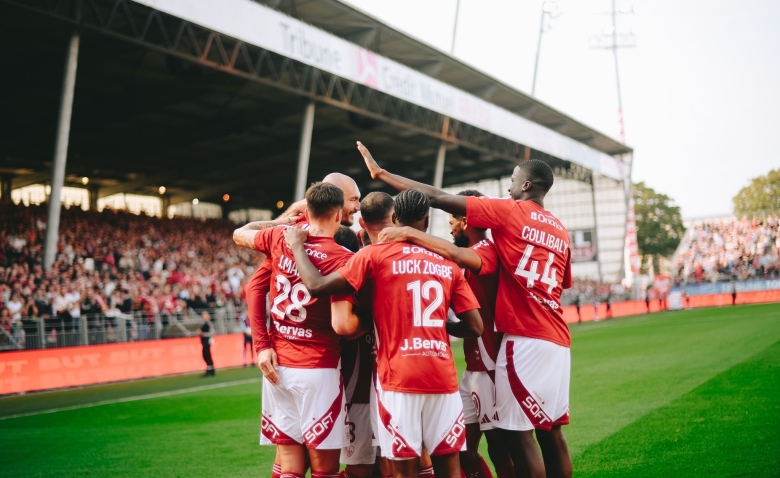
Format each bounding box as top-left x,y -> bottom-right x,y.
399,337 -> 449,352
521,226 -> 569,255
278,256 -> 299,277
391,259 -> 453,279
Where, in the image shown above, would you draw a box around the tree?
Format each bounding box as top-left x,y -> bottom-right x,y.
633,182 -> 685,273
733,169 -> 780,215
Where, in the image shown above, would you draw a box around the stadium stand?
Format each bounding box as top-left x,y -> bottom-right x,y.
0,203 -> 255,351
674,216 -> 780,283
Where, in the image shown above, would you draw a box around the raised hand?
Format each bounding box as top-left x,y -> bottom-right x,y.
378,227 -> 410,244
283,226 -> 309,248
280,199 -> 307,220
357,141 -> 384,179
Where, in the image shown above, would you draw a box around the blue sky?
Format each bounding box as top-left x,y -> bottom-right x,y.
342,0 -> 780,218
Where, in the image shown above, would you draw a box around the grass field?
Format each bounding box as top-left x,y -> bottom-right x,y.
1,303 -> 779,477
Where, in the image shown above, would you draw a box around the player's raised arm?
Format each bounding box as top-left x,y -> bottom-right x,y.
379,226 -> 484,272
232,216 -> 296,250
447,309 -> 483,338
357,141 -> 466,216
284,227 -> 354,296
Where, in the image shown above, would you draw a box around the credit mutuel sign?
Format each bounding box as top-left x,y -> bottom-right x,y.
133,0 -> 625,181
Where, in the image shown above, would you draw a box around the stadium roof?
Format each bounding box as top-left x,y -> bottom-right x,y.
261,0 -> 631,157
0,0 -> 631,212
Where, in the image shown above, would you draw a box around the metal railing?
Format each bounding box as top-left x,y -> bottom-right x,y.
0,304 -> 240,352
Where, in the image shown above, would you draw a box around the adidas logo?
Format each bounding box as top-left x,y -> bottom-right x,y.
492,412 -> 499,421
480,414 -> 491,424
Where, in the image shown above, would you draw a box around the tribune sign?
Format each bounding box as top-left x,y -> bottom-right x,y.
132,0 -> 625,181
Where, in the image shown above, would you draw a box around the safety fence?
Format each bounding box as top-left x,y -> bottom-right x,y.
0,306 -> 241,352
0,334 -> 251,395
562,288 -> 780,323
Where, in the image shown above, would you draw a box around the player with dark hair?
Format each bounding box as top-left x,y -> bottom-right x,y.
283,189 -> 484,478
335,225 -> 360,253
378,190 -> 514,478
356,141 -> 573,478
233,182 -> 355,478
234,174 -> 361,478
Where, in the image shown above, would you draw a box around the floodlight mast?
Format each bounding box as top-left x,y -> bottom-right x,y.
591,0 -> 637,143
532,1 -> 562,96
451,0 -> 461,54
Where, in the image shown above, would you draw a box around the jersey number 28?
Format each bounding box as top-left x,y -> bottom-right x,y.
271,275 -> 311,323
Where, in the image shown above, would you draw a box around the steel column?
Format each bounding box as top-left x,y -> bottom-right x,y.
590,177 -> 604,283
44,31 -> 80,271
433,143 -> 447,189
0,175 -> 12,203
294,101 -> 316,201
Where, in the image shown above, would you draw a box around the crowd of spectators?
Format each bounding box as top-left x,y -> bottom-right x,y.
675,216 -> 780,284
1,203 -> 257,348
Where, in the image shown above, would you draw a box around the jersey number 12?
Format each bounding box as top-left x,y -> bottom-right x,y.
407,280 -> 444,327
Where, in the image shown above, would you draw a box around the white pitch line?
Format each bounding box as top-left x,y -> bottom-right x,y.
0,377 -> 262,421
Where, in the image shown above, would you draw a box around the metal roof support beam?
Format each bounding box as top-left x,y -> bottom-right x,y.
294,101 -> 316,201
11,171 -> 54,190
0,175 -> 12,203
45,31 -> 80,271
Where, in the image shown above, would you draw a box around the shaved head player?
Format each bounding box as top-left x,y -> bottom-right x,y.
358,142 -> 574,478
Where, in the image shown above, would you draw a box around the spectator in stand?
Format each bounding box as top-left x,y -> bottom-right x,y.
675,216 -> 779,284
0,202 -> 259,349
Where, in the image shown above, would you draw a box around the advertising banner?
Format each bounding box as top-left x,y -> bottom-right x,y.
570,229 -> 598,262
0,335 -> 247,395
132,0 -> 625,180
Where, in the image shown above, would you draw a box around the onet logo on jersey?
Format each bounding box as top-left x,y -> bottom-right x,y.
303,411 -> 335,443
400,246 -> 444,260
305,248 -> 328,259
530,211 -> 564,232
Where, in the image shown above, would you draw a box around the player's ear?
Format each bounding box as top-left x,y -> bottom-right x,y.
522,180 -> 532,192
462,216 -> 468,231
358,216 -> 366,229
423,215 -> 429,231
391,211 -> 398,225
336,209 -> 343,223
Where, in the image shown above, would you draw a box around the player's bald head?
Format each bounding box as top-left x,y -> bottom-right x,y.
323,173 -> 358,193
323,172 -> 361,226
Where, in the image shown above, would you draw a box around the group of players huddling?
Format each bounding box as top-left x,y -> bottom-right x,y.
232,142 -> 573,478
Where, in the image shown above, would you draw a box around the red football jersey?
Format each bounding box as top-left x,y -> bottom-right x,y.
254,227 -> 353,368
466,197 -> 573,347
247,217 -> 309,354
337,242 -> 480,394
463,239 -> 502,372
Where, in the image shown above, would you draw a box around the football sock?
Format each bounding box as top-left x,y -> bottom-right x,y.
312,472 -> 340,478
272,463 -> 281,478
339,470 -> 360,478
419,466 -> 435,478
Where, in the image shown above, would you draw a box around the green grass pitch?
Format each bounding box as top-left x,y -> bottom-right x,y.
1,303 -> 779,477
